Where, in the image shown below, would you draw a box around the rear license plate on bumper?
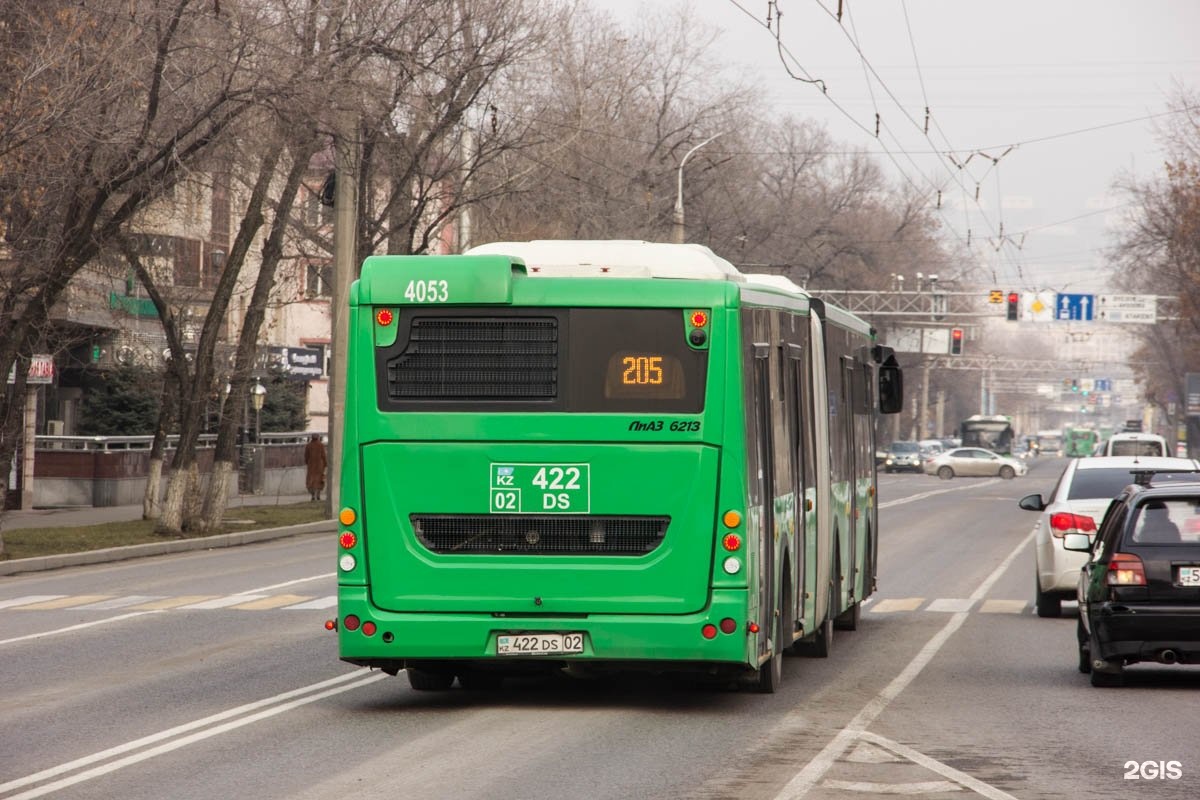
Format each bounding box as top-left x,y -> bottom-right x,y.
1178,566 -> 1200,586
497,632 -> 584,656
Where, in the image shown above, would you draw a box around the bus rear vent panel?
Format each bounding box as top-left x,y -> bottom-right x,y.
411,515 -> 670,555
386,317 -> 558,400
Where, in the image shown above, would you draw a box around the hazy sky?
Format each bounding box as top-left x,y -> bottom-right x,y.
598,0 -> 1200,295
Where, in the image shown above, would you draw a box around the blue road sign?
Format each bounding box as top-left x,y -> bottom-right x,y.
1056,293 -> 1094,321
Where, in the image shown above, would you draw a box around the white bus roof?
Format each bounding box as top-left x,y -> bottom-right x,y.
464,240 -> 746,282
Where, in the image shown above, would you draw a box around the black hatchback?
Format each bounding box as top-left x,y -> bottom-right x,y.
1064,476 -> 1200,687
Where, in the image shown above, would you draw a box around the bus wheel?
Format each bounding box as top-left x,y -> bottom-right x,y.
755,617 -> 783,693
407,666 -> 455,691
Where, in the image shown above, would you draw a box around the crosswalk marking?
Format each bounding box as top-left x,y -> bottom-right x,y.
926,598 -> 975,613
870,598 -> 924,613
128,595 -> 220,610
180,595 -> 269,610
0,595 -> 66,609
15,595 -> 113,610
979,599 -> 1028,614
231,594 -> 311,610
76,595 -> 165,610
284,596 -> 338,610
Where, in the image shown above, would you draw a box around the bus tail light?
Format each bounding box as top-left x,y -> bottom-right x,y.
361,621 -> 377,636
747,621 -> 760,633
324,619 -> 338,631
722,533 -> 742,551
1049,512 -> 1096,538
343,615 -> 361,631
701,623 -> 718,639
1106,552 -> 1146,585
719,618 -> 737,634
339,531 -> 358,549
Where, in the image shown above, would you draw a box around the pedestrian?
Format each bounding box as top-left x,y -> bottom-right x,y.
305,434 -> 327,501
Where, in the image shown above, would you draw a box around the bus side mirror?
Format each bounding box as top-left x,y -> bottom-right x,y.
878,364 -> 903,414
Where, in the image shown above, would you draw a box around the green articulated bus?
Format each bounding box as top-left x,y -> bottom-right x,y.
332,240 -> 903,693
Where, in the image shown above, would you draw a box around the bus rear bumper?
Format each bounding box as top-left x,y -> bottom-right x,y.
335,586 -> 756,670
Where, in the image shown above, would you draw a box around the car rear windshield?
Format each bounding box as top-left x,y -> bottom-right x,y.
1068,469 -> 1196,500
1110,441 -> 1164,457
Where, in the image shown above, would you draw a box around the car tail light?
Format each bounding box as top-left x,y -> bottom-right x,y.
1106,552 -> 1146,586
1049,512 -> 1097,538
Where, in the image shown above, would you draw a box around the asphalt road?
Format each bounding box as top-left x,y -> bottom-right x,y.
2,457 -> 1198,800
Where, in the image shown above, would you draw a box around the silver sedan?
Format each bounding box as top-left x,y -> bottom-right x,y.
923,447 -> 1027,480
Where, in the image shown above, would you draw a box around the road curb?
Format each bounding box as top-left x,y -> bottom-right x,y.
0,519 -> 337,577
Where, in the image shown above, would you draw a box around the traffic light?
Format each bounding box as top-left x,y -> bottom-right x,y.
1006,292 -> 1020,321
950,327 -> 964,355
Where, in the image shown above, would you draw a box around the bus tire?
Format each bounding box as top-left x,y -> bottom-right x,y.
406,666 -> 455,691
457,669 -> 504,691
755,615 -> 783,693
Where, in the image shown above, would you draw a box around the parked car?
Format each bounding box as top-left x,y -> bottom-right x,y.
1063,469 -> 1200,686
883,441 -> 923,473
1017,456 -> 1200,617
923,447 -> 1026,480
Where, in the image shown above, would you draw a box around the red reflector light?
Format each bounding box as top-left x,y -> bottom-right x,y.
1106,552 -> 1147,585
324,619 -> 337,631
1049,512 -> 1097,537
690,310 -> 709,328
719,618 -> 737,634
376,309 -> 394,326
722,533 -> 742,551
701,624 -> 718,639
343,615 -> 361,631
338,531 -> 357,549
747,621 -> 760,633
361,621 -> 377,636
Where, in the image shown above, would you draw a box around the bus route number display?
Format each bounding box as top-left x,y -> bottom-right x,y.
490,463 -> 591,513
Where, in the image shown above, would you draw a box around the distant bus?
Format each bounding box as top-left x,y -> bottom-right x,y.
1036,430 -> 1064,456
1064,427 -> 1099,457
332,240 -> 902,694
960,415 -> 1014,453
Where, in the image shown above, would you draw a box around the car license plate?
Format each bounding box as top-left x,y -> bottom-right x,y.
497,632 -> 584,656
1178,566 -> 1200,586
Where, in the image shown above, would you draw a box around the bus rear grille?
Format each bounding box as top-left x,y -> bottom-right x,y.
386,317 -> 558,400
411,515 -> 669,555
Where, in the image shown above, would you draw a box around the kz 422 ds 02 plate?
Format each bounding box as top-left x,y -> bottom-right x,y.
496,632 -> 585,656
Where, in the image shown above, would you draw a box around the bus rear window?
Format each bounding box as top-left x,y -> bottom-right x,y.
377,307 -> 707,413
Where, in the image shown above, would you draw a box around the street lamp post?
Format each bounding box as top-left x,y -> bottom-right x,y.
250,380 -> 267,442
672,132 -> 725,244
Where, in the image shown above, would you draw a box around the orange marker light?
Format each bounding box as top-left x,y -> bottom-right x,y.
689,310 -> 709,328
375,309 -> 394,326
722,510 -> 742,528
339,508 -> 357,526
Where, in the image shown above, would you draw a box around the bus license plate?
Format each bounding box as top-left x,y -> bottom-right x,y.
1178,566 -> 1200,586
497,632 -> 584,656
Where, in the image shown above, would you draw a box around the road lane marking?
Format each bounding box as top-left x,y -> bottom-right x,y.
773,527 -> 1035,800
0,611 -> 165,647
856,732 -> 1018,800
822,779 -> 962,794
0,671 -> 386,799
74,596 -> 165,610
878,480 -> 1000,510
178,594 -> 269,609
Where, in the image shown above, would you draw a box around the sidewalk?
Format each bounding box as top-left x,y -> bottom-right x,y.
3,492 -> 319,530
0,493 -> 336,576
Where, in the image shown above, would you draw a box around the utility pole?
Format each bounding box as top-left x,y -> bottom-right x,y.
326,117 -> 359,517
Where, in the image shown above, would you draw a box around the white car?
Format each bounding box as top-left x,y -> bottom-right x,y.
1017,455 -> 1200,617
1096,432 -> 1167,457
923,447 -> 1026,480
